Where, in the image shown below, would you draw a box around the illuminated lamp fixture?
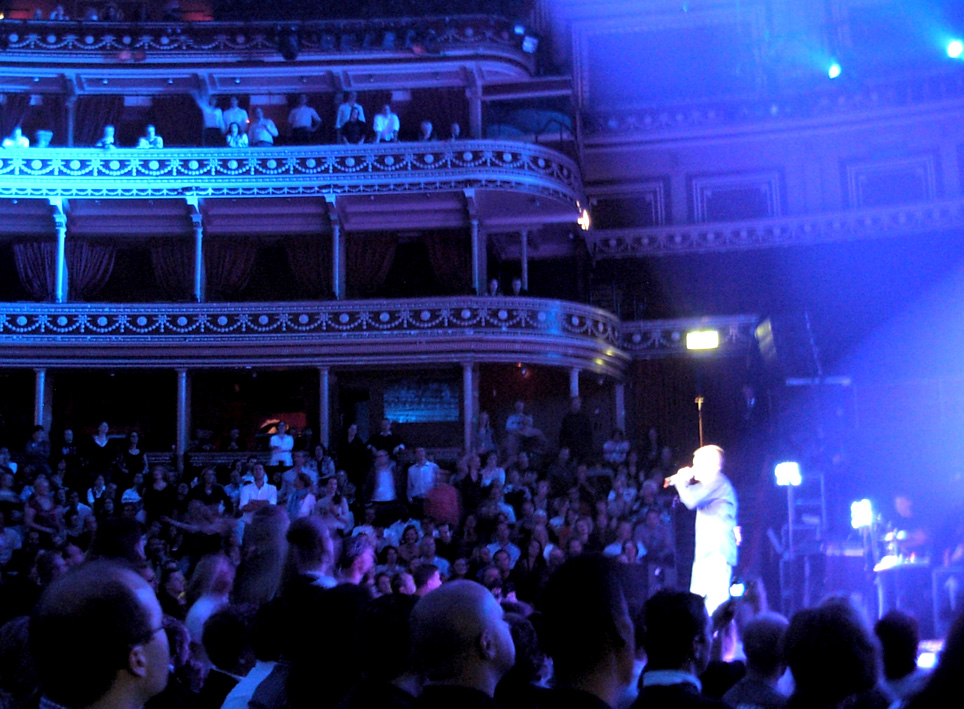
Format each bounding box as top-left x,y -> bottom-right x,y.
828,62 -> 842,79
850,499 -> 873,530
685,329 -> 719,350
521,33 -> 539,54
577,208 -> 591,231
774,461 -> 802,487
948,39 -> 964,58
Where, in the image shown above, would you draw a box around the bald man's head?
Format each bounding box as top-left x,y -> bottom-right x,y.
411,580 -> 515,689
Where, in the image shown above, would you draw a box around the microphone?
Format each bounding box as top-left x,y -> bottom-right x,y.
664,466 -> 695,489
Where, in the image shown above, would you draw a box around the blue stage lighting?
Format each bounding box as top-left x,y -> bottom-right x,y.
948,39 -> 964,58
775,461 -> 801,487
828,62 -> 842,79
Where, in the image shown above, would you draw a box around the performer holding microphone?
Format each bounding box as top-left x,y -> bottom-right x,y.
665,444 -> 739,614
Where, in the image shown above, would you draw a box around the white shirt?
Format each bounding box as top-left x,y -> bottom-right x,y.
371,467 -> 396,502
288,105 -> 321,130
222,106 -> 249,131
239,481 -> 277,524
407,460 -> 440,501
220,660 -> 276,709
373,112 -> 400,141
269,433 -> 294,466
248,118 -> 279,145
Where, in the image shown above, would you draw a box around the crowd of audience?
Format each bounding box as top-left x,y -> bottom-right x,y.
0,402 -> 959,709
1,91 -> 464,151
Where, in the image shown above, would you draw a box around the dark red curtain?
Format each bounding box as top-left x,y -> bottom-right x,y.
74,96 -> 124,147
12,241 -> 57,301
408,88 -> 469,138
67,242 -> 116,301
424,231 -> 471,294
205,239 -> 259,300
151,238 -> 194,301
285,235 -> 333,299
0,94 -> 31,140
346,233 -> 397,297
20,94 -> 67,147
151,94 -> 202,147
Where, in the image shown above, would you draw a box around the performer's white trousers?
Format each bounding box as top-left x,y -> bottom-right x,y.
690,552 -> 732,615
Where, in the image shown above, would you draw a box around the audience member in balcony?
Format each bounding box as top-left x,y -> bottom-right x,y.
85,420 -> 116,481
505,400 -> 526,435
417,120 -> 435,142
136,124 -> 164,149
82,5 -> 99,21
50,5 -> 68,20
268,421 -> 294,468
448,122 -> 462,141
223,96 -> 249,134
509,277 -> 528,296
373,104 -> 401,142
34,129 -> 53,148
364,449 -> 406,525
288,94 -> 322,144
194,93 -> 225,147
248,107 -> 279,147
339,105 -> 367,145
94,124 -> 116,149
335,91 -> 366,139
225,121 -> 249,148
484,277 -> 501,296
474,411 -> 498,458
24,425 -> 51,476
1,127 -> 29,149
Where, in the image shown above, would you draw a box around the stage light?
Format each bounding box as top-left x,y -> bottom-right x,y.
577,208 -> 591,231
522,35 -> 539,53
828,62 -> 842,79
948,40 -> 964,58
513,24 -> 526,36
851,499 -> 873,529
774,461 -> 801,487
685,330 -> 719,350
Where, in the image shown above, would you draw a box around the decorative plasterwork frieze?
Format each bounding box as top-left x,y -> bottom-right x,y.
0,15 -> 525,63
0,297 -> 628,374
587,198 -> 964,258
0,142 -> 583,207
581,72 -> 964,142
621,315 -> 760,359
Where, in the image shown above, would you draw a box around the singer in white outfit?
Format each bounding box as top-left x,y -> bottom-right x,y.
664,444 -> 738,614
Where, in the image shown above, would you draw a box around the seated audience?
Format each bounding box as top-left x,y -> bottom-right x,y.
137,124 -> 164,149
374,104 -> 401,142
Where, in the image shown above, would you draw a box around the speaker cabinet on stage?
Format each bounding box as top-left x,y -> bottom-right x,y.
877,562 -> 934,639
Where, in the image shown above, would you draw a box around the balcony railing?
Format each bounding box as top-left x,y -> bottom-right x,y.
0,296 -> 628,375
0,141 -> 583,208
0,15 -> 529,65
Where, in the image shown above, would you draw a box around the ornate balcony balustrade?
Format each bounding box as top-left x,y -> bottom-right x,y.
621,315 -> 760,359
0,14 -> 528,64
0,141 -> 583,211
0,297 -> 628,375
586,198 -> 964,258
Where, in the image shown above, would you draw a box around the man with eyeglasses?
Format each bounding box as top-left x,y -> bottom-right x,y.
30,560 -> 169,709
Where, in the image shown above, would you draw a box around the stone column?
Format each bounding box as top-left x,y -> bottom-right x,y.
191,213 -> 204,302
330,206 -> 345,299
176,369 -> 190,472
53,207 -> 68,304
614,382 -> 626,431
34,368 -> 50,428
520,229 -> 529,291
569,367 -> 581,399
318,366 -> 330,448
466,88 -> 483,139
462,362 -> 475,453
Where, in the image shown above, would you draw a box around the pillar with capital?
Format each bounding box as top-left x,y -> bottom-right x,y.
462,362 -> 476,453
318,366 -> 331,449
176,369 -> 190,472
